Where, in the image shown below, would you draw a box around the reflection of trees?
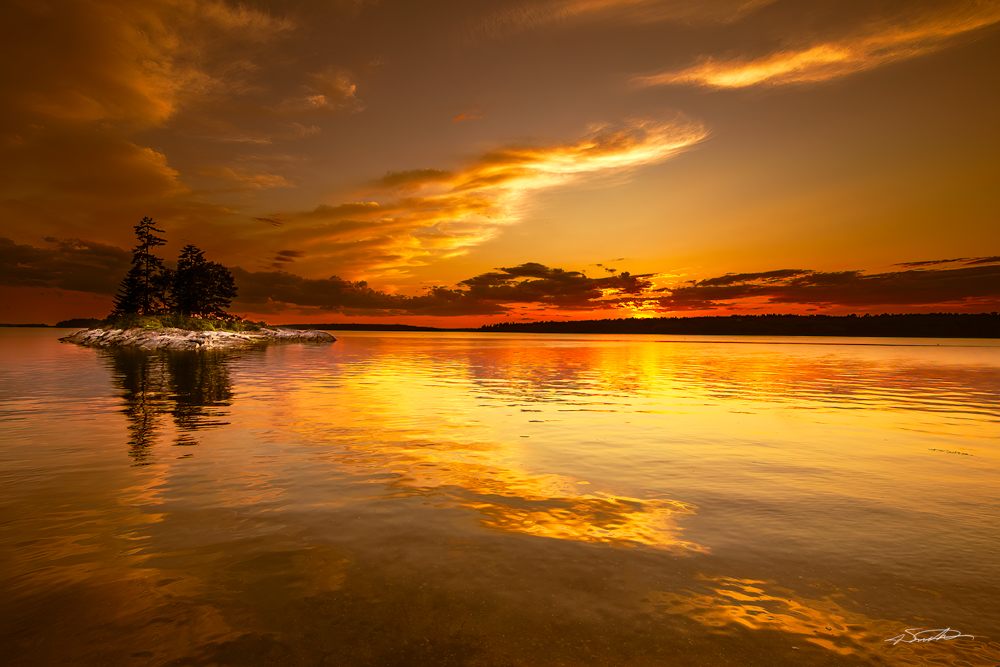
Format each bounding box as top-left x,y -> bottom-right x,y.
166,351 -> 233,437
103,349 -> 233,463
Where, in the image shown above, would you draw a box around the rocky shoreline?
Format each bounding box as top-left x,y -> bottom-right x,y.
60,327 -> 336,351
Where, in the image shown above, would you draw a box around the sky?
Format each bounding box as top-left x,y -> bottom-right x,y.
1,0 -> 999,326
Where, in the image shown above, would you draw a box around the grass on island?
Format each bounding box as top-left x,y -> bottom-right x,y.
102,313 -> 268,333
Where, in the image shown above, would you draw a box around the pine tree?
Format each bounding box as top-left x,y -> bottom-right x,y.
112,217 -> 169,315
172,244 -> 238,317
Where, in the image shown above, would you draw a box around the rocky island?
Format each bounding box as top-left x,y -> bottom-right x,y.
61,326 -> 335,351
55,217 -> 336,351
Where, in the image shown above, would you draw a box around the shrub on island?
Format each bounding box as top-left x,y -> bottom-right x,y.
102,313 -> 267,333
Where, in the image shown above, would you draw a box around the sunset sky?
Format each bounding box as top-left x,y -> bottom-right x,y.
2,0 -> 999,325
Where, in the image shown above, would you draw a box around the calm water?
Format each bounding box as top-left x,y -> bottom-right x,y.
2,328 -> 999,666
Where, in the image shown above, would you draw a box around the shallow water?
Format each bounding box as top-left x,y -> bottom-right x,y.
2,328 -> 999,666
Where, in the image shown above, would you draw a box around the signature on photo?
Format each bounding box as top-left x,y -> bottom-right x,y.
885,628 -> 974,645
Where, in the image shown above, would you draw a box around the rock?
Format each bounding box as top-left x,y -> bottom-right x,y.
60,327 -> 336,351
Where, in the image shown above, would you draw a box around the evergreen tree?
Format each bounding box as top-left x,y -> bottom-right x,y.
112,217 -> 169,315
172,244 -> 238,317
112,267 -> 145,315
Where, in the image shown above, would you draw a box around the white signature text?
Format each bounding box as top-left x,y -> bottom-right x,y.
885,628 -> 974,645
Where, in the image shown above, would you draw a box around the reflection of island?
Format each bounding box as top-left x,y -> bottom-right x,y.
103,349 -> 234,462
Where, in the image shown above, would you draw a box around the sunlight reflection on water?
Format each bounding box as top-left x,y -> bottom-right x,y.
1,329 -> 999,666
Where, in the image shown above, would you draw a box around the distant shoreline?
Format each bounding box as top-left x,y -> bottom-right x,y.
4,313 -> 998,338
286,313 -> 1000,338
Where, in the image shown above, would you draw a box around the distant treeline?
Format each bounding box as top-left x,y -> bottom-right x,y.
56,318 -> 104,328
1,319 -> 104,328
282,323 -> 444,332
478,313 -> 1000,338
16,312 -> 999,337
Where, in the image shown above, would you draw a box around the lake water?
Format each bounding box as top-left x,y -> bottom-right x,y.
2,328 -> 999,666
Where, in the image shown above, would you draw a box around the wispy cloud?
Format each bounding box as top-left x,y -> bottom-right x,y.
268,249 -> 306,269
252,217 -> 289,227
271,67 -> 364,116
633,3 -> 1000,89
198,167 -> 294,190
657,259 -> 1000,311
895,256 -> 1000,268
471,0 -> 775,41
269,117 -> 708,278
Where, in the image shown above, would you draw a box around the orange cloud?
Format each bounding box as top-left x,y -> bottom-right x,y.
198,167 -> 293,190
269,117 -> 708,279
271,67 -> 364,116
453,114 -> 483,122
4,0 -> 293,130
633,3 -> 1000,89
0,0 -> 300,249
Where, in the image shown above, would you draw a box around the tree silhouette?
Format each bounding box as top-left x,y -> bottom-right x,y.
110,219 -> 239,320
112,217 -> 169,315
172,244 -> 238,317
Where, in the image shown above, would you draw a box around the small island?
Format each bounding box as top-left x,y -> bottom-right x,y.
61,323 -> 334,351
60,217 -> 335,351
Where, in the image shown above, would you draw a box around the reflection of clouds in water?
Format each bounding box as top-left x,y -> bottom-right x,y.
648,575 -> 999,665
351,434 -> 704,552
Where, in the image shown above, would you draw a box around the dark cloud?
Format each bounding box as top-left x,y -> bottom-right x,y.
894,256 -> 1000,268
253,217 -> 286,226
228,268 -> 504,317
455,263 -> 652,310
0,237 -> 130,295
894,258 -> 969,267
268,249 -> 305,269
962,256 -> 1000,266
696,269 -> 810,287
231,268 -> 404,312
227,262 -> 654,317
4,235 -> 997,318
659,265 -> 1000,311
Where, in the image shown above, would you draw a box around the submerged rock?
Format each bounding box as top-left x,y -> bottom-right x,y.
60,327 -> 336,351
